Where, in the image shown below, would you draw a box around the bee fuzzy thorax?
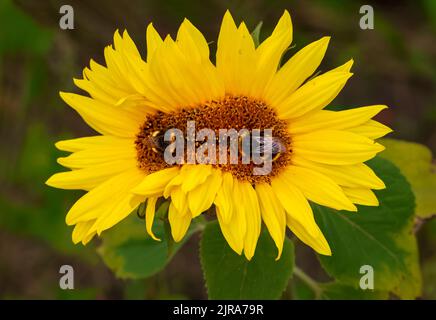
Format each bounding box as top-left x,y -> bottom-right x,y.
135,96 -> 292,183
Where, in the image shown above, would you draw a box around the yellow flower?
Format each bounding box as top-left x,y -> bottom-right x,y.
46,10 -> 391,260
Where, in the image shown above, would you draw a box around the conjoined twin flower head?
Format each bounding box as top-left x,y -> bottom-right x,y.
46,10 -> 392,260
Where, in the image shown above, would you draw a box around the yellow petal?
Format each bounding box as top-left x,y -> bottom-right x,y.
292,130 -> 385,165
326,59 -> 354,73
64,168 -> 145,225
348,120 -> 393,139
164,165 -> 206,199
271,173 -> 324,236
250,10 -> 293,97
139,49 -> 182,111
283,166 -> 357,211
119,30 -> 142,57
276,70 -> 353,119
216,11 -> 256,95
256,184 -> 286,260
292,155 -> 385,190
180,164 -> 212,193
132,167 -> 180,197
115,94 -> 158,116
235,22 -> 257,95
286,214 -> 331,256
309,59 -> 354,113
271,173 -> 332,254
105,30 -> 146,93
169,186 -> 188,214
264,37 -> 330,106
103,43 -> 140,94
216,11 -> 239,92
342,187 -> 379,206
133,65 -> 178,113
103,40 -> 126,83
59,92 -> 142,137
93,192 -> 144,235
146,23 -> 163,61
147,35 -> 224,109
74,77 -> 117,105
86,59 -> 127,93
168,202 -> 192,242
150,37 -> 197,105
55,135 -> 131,152
238,181 -> 261,260
72,220 -> 96,244
145,197 -> 161,241
81,231 -> 96,245
213,172 -> 234,224
188,169 -> 222,217
163,171 -> 184,199
215,172 -> 246,255
216,201 -> 246,255
176,18 -> 210,63
288,105 -> 388,135
80,60 -> 133,104
46,159 -> 137,191
57,141 -> 136,169
264,36 -> 330,106
112,30 -> 149,95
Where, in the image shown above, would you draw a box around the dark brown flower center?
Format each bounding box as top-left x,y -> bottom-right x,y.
135,96 -> 292,184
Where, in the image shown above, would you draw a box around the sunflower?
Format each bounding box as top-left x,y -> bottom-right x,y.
46,10 -> 391,260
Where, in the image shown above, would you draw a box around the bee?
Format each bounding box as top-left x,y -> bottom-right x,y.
239,132 -> 285,162
253,136 -> 285,161
148,130 -> 177,155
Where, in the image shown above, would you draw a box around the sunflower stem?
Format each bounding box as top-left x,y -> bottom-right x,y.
293,266 -> 322,299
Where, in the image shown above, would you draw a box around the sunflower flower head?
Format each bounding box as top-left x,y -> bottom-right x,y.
46,10 -> 391,260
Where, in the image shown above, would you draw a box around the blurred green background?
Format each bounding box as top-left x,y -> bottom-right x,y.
0,0 -> 435,299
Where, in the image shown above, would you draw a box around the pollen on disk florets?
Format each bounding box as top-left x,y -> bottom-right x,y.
135,96 -> 292,183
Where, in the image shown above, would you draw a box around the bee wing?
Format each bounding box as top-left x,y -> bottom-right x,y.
251,136 -> 272,155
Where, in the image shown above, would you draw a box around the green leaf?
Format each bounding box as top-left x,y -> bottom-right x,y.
200,221 -> 294,299
98,203 -> 198,279
320,283 -> 389,300
421,220 -> 436,299
291,277 -> 316,300
379,138 -> 436,218
314,157 -> 421,299
251,21 -> 263,47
